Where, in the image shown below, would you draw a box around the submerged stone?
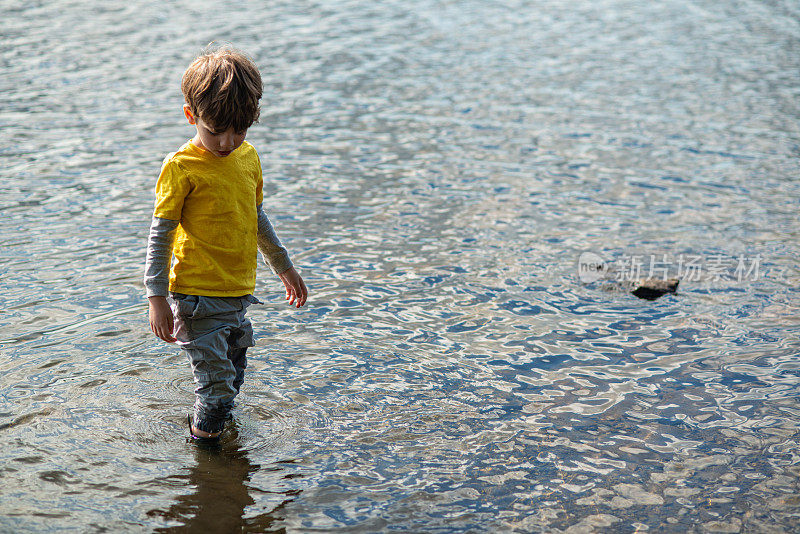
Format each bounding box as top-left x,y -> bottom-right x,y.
630,278 -> 680,300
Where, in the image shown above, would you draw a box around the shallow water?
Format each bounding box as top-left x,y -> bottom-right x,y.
1,0 -> 799,531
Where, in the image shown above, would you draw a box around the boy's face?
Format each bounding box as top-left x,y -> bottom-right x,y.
184,105 -> 248,158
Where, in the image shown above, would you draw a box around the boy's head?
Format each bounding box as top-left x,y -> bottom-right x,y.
181,46 -> 262,139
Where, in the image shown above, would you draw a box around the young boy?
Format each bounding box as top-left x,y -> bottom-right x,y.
144,46 -> 307,445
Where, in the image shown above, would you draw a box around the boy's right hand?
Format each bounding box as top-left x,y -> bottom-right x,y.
148,296 -> 176,343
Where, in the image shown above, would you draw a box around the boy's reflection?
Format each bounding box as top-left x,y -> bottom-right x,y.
150,431 -> 298,532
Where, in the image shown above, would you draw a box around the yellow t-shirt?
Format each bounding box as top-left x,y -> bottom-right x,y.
153,140 -> 264,297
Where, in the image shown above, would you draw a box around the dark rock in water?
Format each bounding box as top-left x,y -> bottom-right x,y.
631,278 -> 679,300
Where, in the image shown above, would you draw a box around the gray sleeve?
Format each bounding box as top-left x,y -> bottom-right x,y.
257,203 -> 293,275
144,216 -> 179,297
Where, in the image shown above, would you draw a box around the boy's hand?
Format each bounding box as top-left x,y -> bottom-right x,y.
148,296 -> 176,342
278,266 -> 308,308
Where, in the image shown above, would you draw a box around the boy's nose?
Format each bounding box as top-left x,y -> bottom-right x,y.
220,134 -> 234,149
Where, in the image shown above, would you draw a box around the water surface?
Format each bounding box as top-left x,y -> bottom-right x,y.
1,0 -> 799,531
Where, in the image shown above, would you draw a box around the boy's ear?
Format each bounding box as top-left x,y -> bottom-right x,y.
183,104 -> 196,125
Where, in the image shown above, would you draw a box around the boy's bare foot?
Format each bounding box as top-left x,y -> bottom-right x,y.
191,425 -> 220,439
187,415 -> 221,443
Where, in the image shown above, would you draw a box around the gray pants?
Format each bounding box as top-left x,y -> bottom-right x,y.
170,293 -> 260,433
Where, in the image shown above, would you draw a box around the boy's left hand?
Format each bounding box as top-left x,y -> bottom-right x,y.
278,266 -> 308,308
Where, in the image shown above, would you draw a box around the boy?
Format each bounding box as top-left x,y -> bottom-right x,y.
144,46 -> 307,445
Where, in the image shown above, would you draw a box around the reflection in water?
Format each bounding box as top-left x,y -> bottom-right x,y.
149,427 -> 298,533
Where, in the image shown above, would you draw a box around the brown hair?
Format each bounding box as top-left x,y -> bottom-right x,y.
181,46 -> 262,132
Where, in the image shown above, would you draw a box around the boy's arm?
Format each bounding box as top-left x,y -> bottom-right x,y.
257,204 -> 307,307
144,216 -> 179,342
256,204 -> 293,275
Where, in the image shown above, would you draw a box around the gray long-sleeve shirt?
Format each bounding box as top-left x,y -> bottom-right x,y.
143,203 -> 293,297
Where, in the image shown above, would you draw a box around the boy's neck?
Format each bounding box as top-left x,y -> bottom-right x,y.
190,135 -> 207,153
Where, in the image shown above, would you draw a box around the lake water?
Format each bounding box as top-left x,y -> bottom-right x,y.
1,0 -> 799,531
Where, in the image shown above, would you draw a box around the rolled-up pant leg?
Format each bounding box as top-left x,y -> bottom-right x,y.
171,294 -> 256,434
